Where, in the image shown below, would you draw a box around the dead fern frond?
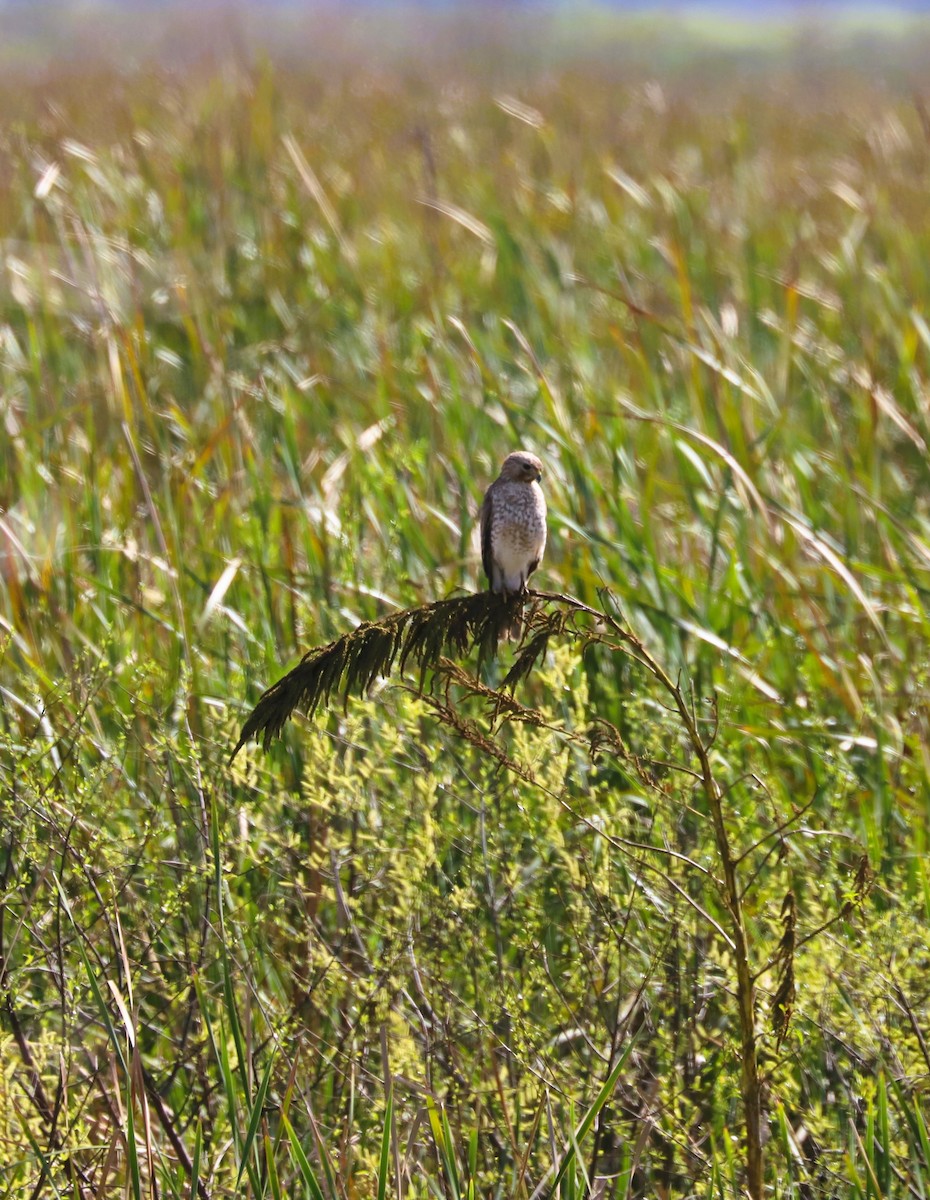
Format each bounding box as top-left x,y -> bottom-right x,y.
845,854 -> 875,916
231,590 -> 527,757
771,889 -> 796,1048
431,657 -> 553,727
414,689 -> 538,784
500,629 -> 550,692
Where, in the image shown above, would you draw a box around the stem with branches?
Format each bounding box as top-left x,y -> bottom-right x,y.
234,587 -> 779,1197
537,592 -> 764,1200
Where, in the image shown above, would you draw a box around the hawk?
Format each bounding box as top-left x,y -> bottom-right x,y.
479,450 -> 547,635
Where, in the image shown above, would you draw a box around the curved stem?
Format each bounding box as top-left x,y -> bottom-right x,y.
535,590 -> 764,1198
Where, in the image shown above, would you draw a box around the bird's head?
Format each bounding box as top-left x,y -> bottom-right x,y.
499,450 -> 543,484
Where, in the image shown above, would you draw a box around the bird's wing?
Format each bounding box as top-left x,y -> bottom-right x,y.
479,486 -> 495,586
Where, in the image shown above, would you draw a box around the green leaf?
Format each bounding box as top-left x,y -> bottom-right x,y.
282,1115 -> 326,1200
547,1038 -> 636,1198
235,1050 -> 277,1192
377,1084 -> 394,1200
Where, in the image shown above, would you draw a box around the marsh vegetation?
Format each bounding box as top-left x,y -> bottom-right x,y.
3,11 -> 930,1197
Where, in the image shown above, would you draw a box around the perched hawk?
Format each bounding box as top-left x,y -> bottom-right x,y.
479,451 -> 547,628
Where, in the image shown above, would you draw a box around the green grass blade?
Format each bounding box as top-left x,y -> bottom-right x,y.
876,1074 -> 891,1196
190,1121 -> 203,1200
547,1038 -> 636,1197
427,1096 -> 461,1200
282,1115 -> 326,1200
235,1049 -> 277,1192
377,1083 -> 394,1200
265,1129 -> 282,1200
125,1089 -> 142,1200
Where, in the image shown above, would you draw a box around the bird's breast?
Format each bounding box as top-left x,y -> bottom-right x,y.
488,481 -> 547,592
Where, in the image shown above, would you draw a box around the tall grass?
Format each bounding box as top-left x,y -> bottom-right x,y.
2,12 -> 930,1197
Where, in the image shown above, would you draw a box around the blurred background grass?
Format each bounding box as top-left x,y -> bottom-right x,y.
3,5 -> 930,1197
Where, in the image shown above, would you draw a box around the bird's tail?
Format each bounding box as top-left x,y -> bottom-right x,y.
496,592 -> 527,644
